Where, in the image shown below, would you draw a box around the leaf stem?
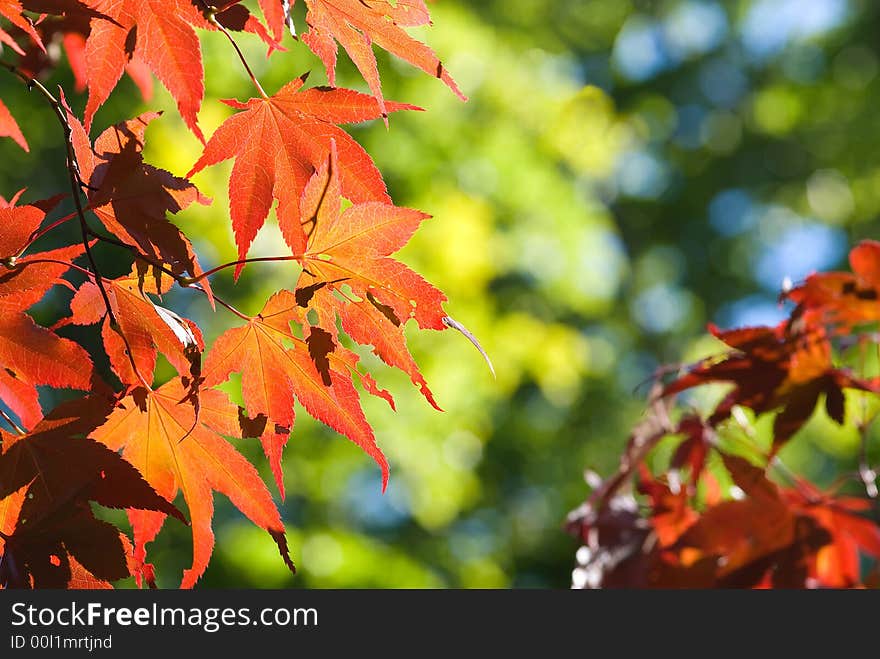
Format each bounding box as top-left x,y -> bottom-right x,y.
187,283 -> 253,322
184,254 -> 305,283
198,1 -> 269,99
4,256 -> 95,279
20,210 -> 78,253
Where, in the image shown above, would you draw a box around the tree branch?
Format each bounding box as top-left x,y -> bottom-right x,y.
0,60 -> 117,329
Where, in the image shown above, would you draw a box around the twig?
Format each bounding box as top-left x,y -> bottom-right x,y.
0,60 -> 118,329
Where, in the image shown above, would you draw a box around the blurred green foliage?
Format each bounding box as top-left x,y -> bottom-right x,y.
3,0 -> 880,587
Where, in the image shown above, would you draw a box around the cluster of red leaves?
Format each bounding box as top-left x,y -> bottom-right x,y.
0,1 -> 463,588
569,242 -> 880,588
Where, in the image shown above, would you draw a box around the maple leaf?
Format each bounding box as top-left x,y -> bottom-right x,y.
15,3 -> 152,101
293,143 -> 446,407
783,483 -> 880,588
209,0 -> 284,51
293,0 -> 466,116
90,379 -> 295,587
188,75 -> 418,277
80,0 -> 210,138
66,107 -> 212,297
0,193 -> 88,315
79,0 -> 284,138
0,397 -> 184,588
0,312 -> 96,430
636,466 -> 698,547
663,322 -> 877,452
0,98 -> 27,152
0,198 -> 97,429
203,289 -> 393,497
57,267 -> 203,391
667,455 -> 832,588
786,240 -> 880,334
0,0 -> 44,55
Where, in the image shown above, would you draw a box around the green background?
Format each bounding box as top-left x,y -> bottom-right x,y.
3,0 -> 879,588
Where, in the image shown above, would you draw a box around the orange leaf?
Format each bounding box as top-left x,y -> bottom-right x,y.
294,143 -> 447,408
0,97 -> 27,152
295,0 -> 466,116
189,76 -> 419,277
203,290 -> 391,496
82,0 -> 206,139
90,380 -> 295,588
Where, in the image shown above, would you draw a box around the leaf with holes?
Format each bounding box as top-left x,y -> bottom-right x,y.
293,143 -> 446,408
90,379 -> 295,587
202,289 -> 393,498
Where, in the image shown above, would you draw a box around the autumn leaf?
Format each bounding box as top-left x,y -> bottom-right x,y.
203,289 -> 393,497
663,322 -> 876,451
0,198 -> 95,428
188,75 -> 418,277
293,142 -> 446,408
0,0 -> 44,55
57,266 -> 203,392
80,0 -> 209,138
786,240 -> 880,333
90,379 -> 295,587
66,106 -> 212,298
15,2 -> 151,101
637,466 -> 698,547
0,397 -> 184,588
0,98 -> 27,152
294,0 -> 466,116
783,483 -> 880,587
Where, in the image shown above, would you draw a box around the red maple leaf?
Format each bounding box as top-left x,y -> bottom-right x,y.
0,196 -> 98,429
0,0 -> 44,55
79,0 -> 283,139
786,240 -> 880,334
294,0 -> 466,115
15,2 -> 154,101
294,143 -> 446,406
203,289 -> 394,497
66,105 -> 212,296
80,0 -> 208,138
0,98 -> 27,151
663,322 -> 876,452
783,482 -> 880,588
188,75 -> 418,277
90,379 -> 295,587
0,397 -> 184,588
57,267 -> 203,391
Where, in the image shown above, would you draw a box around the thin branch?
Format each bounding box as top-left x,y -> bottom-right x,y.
0,60 -> 118,329
198,1 -> 269,99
